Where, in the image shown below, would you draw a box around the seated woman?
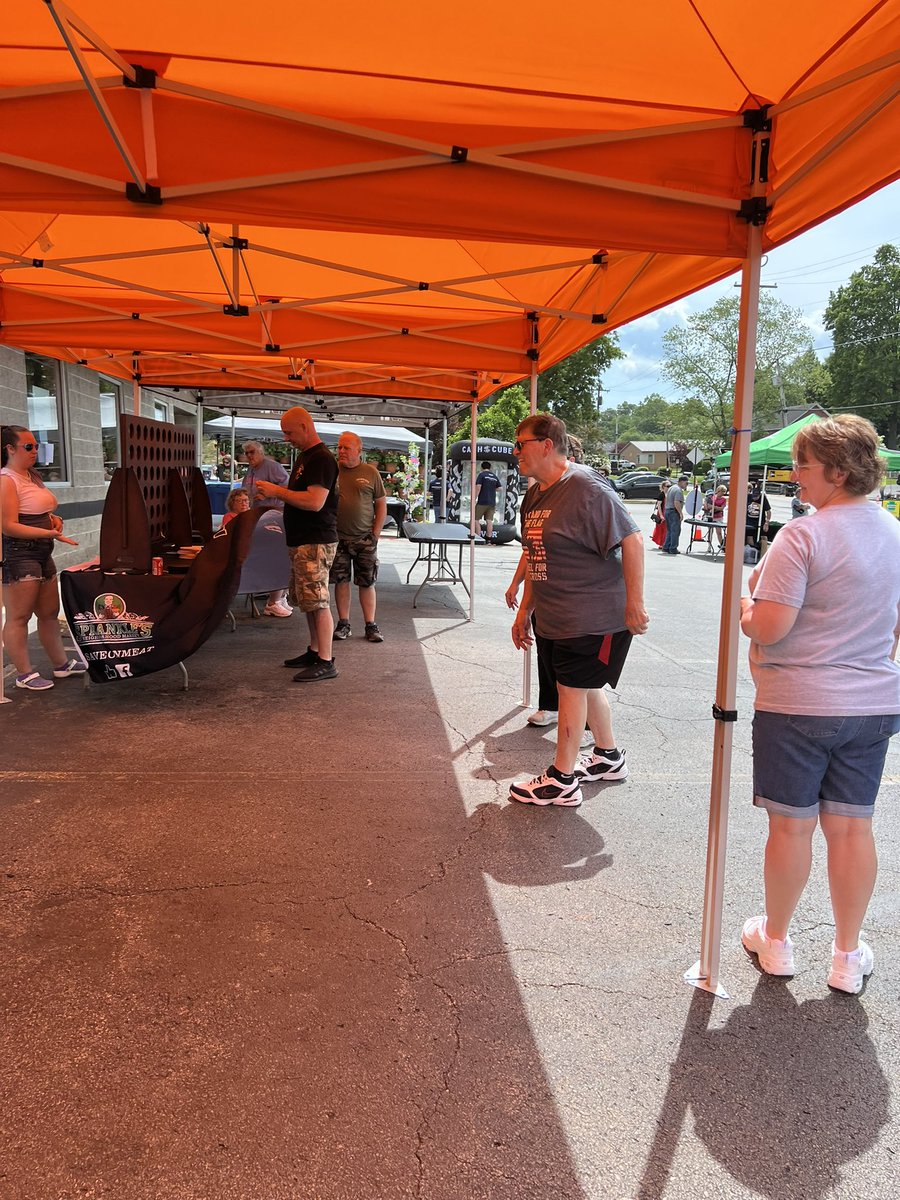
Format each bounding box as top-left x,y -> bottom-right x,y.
221,487 -> 251,527
1,424 -> 84,691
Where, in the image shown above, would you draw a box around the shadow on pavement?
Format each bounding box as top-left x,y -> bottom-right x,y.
637,980 -> 889,1199
1,568 -> 587,1200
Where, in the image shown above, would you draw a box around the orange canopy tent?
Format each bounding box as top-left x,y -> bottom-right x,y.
1,2 -> 897,404
1,1 -> 898,993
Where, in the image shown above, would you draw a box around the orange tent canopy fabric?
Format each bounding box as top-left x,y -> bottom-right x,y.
1,2 -> 897,399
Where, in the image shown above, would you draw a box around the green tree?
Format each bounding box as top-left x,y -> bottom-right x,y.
450,383 -> 530,445
661,293 -> 815,442
537,337 -> 623,423
825,244 -> 900,447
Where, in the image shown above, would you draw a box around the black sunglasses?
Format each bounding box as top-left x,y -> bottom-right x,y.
514,437 -> 546,452
19,442 -> 39,452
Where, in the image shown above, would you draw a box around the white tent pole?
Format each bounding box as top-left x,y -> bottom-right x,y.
440,417 -> 448,520
522,364 -> 539,706
230,411 -> 236,484
195,399 -> 203,466
686,221 -> 762,998
132,377 -> 140,415
468,400 -> 478,622
423,423 -> 430,520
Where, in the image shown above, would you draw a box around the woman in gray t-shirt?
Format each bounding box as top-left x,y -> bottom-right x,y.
738,415 -> 900,995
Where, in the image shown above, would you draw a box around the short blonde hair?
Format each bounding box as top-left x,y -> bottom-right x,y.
793,415 -> 882,496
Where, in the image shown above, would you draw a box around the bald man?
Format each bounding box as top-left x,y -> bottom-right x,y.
255,408 -> 339,682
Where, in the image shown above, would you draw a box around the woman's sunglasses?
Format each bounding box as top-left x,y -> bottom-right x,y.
19,442 -> 39,452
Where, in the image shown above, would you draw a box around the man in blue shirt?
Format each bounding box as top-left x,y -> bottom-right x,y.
474,461 -> 503,543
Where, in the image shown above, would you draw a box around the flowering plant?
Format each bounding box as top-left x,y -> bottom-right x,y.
394,443 -> 424,518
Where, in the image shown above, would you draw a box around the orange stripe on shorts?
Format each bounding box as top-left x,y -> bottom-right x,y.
597,634 -> 612,665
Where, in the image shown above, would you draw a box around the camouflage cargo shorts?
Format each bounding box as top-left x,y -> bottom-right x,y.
288,542 -> 337,612
330,534 -> 379,589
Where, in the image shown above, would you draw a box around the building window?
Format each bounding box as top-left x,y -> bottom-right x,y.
154,401 -> 169,422
25,353 -> 68,482
100,376 -> 122,480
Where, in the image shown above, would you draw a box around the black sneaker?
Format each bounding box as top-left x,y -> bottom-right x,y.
508,764 -> 583,807
334,619 -> 352,640
364,622 -> 384,643
284,646 -> 318,668
575,748 -> 628,783
292,657 -> 338,683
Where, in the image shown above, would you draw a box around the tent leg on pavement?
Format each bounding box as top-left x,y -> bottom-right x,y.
686,221 -> 763,998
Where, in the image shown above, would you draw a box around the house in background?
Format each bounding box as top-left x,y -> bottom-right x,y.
620,440 -> 672,471
760,403 -> 830,436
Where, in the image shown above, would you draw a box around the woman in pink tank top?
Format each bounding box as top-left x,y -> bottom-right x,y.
1,424 -> 85,691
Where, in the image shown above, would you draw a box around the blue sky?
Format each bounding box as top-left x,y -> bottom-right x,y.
602,179 -> 899,410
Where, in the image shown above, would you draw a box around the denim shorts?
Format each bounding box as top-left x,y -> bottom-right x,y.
752,710 -> 900,819
1,535 -> 57,584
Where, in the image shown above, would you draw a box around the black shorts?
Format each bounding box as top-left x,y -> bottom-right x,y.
536,630 -> 633,690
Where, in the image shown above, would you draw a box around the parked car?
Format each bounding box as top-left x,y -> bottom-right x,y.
614,473 -> 670,499
613,469 -> 654,487
700,472 -> 730,493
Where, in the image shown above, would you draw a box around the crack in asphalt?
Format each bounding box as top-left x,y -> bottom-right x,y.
341,900 -> 462,1197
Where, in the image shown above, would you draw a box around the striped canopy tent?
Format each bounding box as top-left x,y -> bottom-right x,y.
1,1 -> 898,994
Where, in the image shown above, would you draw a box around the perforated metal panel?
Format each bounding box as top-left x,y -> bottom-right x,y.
120,415 -> 195,545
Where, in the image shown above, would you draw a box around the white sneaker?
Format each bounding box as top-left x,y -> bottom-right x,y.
574,748 -> 628,783
509,766 -> 582,807
827,940 -> 874,994
264,602 -> 293,618
579,729 -> 594,748
741,915 -> 795,976
526,709 -> 557,727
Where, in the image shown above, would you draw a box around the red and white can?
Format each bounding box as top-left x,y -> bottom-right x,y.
151,557 -> 164,576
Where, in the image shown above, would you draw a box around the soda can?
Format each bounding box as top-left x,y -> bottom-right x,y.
151,556 -> 164,576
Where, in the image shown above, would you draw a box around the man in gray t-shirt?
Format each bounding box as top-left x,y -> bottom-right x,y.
509,413 -> 649,808
662,475 -> 687,554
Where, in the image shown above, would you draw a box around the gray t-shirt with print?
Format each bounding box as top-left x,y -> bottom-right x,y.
521,464 -> 638,639
665,483 -> 684,512
748,502 -> 900,715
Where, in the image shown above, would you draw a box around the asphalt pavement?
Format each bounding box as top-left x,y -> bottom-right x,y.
2,510 -> 897,1200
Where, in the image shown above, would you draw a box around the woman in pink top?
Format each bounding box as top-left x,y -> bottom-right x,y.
1,425 -> 84,691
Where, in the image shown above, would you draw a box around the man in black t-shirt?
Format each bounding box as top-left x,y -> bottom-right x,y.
474,461 -> 503,542
254,407 -> 339,682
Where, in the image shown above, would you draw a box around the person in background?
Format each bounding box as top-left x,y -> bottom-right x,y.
651,479 -> 669,550
332,431 -> 387,644
662,474 -> 687,554
428,467 -> 445,523
255,408 -> 339,682
221,487 -> 251,526
711,484 -> 728,546
474,460 -> 502,543
739,415 -> 900,994
1,424 -> 84,691
791,491 -> 811,518
241,440 -> 292,617
745,479 -> 771,554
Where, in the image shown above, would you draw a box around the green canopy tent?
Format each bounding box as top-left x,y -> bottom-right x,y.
715,414 -> 821,468
717,415 -> 900,472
